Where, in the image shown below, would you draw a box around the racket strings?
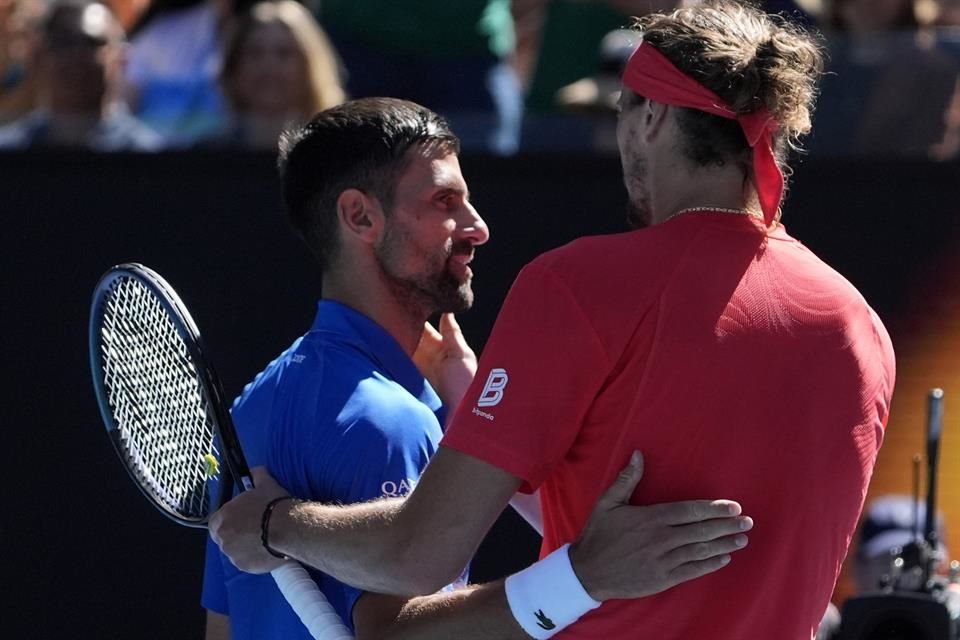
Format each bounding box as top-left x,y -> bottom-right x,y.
98,277 -> 217,520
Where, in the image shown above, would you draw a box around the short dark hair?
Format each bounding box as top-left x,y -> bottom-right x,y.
278,97 -> 460,271
631,0 -> 824,178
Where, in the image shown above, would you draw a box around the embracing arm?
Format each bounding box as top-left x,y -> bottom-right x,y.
279,447 -> 518,594
211,448 -> 752,624
350,452 -> 751,640
353,584 -> 525,640
211,446 -> 521,595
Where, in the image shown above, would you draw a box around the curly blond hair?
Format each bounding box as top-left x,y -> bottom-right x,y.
633,0 -> 824,171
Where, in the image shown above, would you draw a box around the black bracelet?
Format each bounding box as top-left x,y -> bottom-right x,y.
260,496 -> 295,560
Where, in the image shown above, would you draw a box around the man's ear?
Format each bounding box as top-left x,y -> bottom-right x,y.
642,99 -> 671,143
336,188 -> 384,244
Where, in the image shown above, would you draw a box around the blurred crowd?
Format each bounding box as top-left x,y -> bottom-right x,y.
0,0 -> 958,158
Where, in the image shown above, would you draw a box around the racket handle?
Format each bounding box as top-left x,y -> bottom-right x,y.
271,561 -> 355,640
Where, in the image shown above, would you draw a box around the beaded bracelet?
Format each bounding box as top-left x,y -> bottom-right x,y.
260,496 -> 296,560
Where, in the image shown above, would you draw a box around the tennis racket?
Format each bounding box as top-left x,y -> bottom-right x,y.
89,262 -> 354,640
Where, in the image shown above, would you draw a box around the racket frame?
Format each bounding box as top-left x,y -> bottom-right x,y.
89,263 -> 251,527
89,263 -> 355,640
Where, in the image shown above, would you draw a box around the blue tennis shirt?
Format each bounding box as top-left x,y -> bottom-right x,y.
202,300 -> 453,637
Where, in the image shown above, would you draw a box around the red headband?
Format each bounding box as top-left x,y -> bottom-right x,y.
622,42 -> 782,226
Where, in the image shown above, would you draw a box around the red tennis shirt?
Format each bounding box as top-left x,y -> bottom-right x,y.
442,213 -> 895,639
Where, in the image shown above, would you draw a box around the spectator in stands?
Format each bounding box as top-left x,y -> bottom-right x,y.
0,0 -> 162,150
810,0 -> 960,157
207,0 -> 345,150
515,1 -> 676,151
534,1 -> 815,153
123,0 -> 230,143
316,0 -> 522,155
521,1 -> 674,118
0,0 -> 43,123
553,27 -> 642,153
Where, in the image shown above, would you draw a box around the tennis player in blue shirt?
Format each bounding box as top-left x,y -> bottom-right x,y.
204,97 -> 750,640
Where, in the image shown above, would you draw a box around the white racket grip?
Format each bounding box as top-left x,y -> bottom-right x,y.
271,561 -> 355,640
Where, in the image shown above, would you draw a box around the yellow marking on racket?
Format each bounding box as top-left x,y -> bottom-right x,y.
203,454 -> 220,478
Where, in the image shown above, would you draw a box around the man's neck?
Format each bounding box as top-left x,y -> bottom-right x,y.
322,268 -> 427,357
649,161 -> 756,225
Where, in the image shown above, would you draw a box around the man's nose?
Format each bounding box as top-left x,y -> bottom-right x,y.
460,202 -> 490,246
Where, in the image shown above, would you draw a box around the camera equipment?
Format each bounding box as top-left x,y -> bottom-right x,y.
839,390 -> 958,640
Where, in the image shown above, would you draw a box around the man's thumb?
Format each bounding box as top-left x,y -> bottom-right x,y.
601,451 -> 644,506
250,465 -> 276,488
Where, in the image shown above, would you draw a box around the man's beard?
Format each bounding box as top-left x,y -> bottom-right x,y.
376,227 -> 474,316
621,151 -> 651,229
625,199 -> 651,230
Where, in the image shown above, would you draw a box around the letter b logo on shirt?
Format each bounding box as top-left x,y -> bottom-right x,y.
477,368 -> 509,407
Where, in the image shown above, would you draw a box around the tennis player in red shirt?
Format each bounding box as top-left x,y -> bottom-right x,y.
212,2 -> 895,638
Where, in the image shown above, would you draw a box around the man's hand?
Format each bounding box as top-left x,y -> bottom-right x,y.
209,467 -> 291,573
413,313 -> 477,410
569,452 -> 752,601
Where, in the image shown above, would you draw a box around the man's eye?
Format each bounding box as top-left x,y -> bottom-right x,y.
438,193 -> 457,207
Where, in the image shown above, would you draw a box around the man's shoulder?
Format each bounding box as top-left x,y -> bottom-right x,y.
348,372 -> 441,425
238,333 -> 435,424
512,230 -> 672,313
530,229 -> 676,279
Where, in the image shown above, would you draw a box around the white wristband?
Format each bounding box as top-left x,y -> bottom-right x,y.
504,543 -> 602,639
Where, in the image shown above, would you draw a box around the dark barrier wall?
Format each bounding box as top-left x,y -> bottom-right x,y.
1,152 -> 958,638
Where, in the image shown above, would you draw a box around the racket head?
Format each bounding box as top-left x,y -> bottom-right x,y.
89,263 -> 250,527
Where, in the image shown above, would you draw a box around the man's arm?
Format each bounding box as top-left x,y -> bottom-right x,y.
211,449 -> 750,601
204,611 -> 230,640
212,446 -> 521,595
349,454 -> 749,640
353,584 -> 523,640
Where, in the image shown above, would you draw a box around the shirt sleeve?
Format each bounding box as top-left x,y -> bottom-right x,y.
442,259 -> 610,492
323,406 -> 437,503
317,401 -> 444,623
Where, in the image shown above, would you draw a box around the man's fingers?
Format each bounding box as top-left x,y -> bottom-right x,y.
663,533 -> 749,566
422,321 -> 443,342
665,516 -> 753,547
250,466 -> 274,486
415,322 -> 443,355
438,313 -> 463,339
209,512 -> 223,544
666,554 -> 734,587
438,313 -> 473,358
647,499 -> 742,525
249,466 -> 288,497
659,534 -> 749,592
597,451 -> 644,507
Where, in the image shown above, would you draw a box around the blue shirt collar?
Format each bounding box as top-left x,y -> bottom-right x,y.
311,300 -> 445,421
